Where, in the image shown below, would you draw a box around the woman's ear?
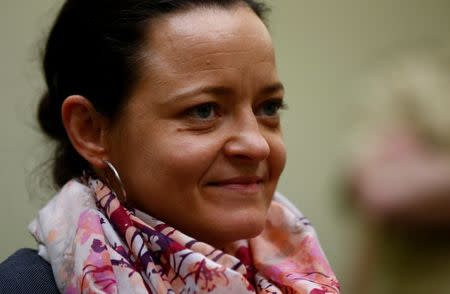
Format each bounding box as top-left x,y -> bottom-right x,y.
61,95 -> 109,169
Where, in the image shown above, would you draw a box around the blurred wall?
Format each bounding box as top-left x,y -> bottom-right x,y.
0,0 -> 64,257
1,0 -> 450,292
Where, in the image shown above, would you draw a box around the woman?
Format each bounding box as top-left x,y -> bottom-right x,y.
0,0 -> 339,293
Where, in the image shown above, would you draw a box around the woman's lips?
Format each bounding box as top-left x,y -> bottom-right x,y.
207,176 -> 264,193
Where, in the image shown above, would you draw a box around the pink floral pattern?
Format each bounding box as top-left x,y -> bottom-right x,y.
29,177 -> 340,293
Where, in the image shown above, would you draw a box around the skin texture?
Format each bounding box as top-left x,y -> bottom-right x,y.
75,5 -> 286,248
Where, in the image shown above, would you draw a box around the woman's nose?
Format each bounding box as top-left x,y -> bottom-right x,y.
223,113 -> 270,162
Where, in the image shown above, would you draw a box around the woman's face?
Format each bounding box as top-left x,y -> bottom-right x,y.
107,5 -> 286,247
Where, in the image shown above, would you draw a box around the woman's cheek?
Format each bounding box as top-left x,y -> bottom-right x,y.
157,135 -> 221,179
270,136 -> 287,177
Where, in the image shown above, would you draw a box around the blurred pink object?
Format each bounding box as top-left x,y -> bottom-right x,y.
350,125 -> 450,226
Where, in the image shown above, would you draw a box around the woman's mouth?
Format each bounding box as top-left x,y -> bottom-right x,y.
207,176 -> 264,193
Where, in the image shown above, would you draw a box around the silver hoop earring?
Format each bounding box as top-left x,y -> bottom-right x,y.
102,160 -> 127,203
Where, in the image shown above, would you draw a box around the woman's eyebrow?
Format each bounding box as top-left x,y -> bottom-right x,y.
258,82 -> 284,96
162,85 -> 236,105
161,82 -> 284,105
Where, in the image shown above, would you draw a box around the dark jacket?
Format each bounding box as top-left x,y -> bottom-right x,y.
0,248 -> 59,293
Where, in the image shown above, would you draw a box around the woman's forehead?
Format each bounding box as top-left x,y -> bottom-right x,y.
140,6 -> 274,75
153,5 -> 267,37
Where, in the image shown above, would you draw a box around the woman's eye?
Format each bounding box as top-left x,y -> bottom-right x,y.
187,103 -> 218,120
257,99 -> 286,117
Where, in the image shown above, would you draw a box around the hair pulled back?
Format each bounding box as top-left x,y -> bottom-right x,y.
38,0 -> 269,187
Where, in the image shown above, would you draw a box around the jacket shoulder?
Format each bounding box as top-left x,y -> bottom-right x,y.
0,248 -> 59,293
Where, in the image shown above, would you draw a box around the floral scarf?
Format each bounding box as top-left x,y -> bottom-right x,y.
29,177 -> 340,293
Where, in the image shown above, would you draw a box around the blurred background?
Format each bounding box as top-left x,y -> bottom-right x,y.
1,0 -> 450,293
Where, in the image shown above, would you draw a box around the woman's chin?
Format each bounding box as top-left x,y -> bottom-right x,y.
194,212 -> 268,247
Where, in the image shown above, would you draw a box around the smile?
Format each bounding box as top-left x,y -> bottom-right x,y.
207,176 -> 264,194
